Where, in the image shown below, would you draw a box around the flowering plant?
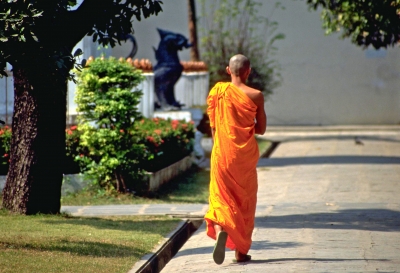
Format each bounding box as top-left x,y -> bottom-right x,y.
135,118 -> 195,172
0,125 -> 12,174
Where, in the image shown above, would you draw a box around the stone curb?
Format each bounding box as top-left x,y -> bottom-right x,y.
129,218 -> 204,273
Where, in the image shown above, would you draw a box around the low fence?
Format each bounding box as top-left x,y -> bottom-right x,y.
0,66 -> 209,125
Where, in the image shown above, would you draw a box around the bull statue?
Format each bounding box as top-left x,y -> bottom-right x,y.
153,28 -> 191,110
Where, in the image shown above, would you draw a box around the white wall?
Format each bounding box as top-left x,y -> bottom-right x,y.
265,1 -> 400,125
111,0 -> 400,125
112,1 -> 191,63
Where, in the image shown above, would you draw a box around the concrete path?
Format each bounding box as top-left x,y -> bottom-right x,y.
160,128 -> 400,273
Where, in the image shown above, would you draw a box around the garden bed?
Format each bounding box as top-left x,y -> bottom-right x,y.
61,155 -> 193,196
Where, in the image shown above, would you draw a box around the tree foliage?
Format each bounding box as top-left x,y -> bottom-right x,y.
0,0 -> 162,214
199,0 -> 285,97
307,0 -> 400,49
0,0 -> 163,79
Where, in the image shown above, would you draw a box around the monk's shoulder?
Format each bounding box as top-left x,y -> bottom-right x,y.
243,86 -> 263,103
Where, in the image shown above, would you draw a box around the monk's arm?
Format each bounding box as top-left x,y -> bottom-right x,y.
254,93 -> 267,135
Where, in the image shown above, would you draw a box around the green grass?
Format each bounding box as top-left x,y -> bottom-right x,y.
0,209 -> 180,273
256,136 -> 271,157
61,166 -> 211,206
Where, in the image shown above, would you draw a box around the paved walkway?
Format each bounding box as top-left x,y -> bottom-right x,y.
160,127 -> 400,273
61,127 -> 400,272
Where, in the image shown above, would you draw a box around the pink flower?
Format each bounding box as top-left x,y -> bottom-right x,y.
3,154 -> 8,157
70,125 -> 77,131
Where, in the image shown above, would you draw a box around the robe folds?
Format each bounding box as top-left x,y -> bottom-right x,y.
204,82 -> 259,255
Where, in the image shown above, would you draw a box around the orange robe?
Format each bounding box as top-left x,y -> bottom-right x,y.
204,82 -> 259,255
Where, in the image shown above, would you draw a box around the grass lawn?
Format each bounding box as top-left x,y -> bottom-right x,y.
0,210 -> 180,273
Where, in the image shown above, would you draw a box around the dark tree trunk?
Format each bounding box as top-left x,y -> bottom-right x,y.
2,67 -> 67,215
188,0 -> 200,61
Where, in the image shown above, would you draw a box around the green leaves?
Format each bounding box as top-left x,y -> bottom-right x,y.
306,0 -> 400,49
0,1 -> 163,80
74,57 -> 145,192
199,0 -> 284,97
89,0 -> 163,47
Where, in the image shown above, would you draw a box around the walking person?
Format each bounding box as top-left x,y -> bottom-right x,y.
204,54 -> 267,264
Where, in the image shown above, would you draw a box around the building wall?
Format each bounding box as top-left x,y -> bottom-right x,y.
111,0 -> 400,125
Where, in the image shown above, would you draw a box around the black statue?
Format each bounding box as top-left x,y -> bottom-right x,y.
153,28 -> 191,110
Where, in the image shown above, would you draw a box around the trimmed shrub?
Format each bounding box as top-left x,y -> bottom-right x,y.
74,57 -> 194,193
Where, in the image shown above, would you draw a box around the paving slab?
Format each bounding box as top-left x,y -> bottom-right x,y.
160,129 -> 400,273
62,204 -> 209,217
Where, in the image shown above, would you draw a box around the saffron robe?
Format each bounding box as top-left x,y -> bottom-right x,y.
204,82 -> 259,254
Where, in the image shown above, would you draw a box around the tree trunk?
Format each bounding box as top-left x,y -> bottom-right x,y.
188,0 -> 200,61
1,67 -> 67,215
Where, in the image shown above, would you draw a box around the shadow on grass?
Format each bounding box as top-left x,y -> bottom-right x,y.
1,240 -> 144,258
41,216 -> 179,233
145,165 -> 210,204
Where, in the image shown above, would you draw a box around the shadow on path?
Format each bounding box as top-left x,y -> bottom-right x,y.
258,155 -> 400,167
255,208 -> 400,232
246,257 -> 389,264
265,134 -> 400,144
175,240 -> 304,257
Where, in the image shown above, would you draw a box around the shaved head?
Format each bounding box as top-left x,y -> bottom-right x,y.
228,54 -> 250,77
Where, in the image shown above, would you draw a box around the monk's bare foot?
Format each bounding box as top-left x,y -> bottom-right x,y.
213,223 -> 223,234
235,250 -> 251,263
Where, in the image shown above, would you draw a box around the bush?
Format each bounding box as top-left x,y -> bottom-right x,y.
0,125 -> 11,175
135,118 -> 195,172
74,56 -> 146,193
74,57 -> 194,194
0,120 -> 194,181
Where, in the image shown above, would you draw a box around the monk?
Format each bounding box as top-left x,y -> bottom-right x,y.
204,54 -> 267,265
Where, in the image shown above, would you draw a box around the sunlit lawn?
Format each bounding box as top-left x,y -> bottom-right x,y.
0,210 -> 179,273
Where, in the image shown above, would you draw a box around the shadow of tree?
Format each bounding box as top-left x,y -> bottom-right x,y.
175,240 -> 304,257
258,155 -> 400,167
247,257 -> 389,264
41,217 -> 179,234
265,134 -> 400,144
1,240 -> 143,258
255,208 -> 400,232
